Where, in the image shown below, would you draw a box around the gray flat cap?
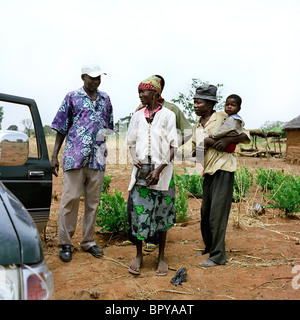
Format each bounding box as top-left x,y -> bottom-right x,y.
193,84 -> 218,102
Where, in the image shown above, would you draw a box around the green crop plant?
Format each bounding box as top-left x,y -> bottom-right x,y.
96,190 -> 129,233
233,166 -> 254,202
255,168 -> 300,216
174,172 -> 189,223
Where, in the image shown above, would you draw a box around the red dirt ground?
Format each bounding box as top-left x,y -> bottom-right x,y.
43,156 -> 300,300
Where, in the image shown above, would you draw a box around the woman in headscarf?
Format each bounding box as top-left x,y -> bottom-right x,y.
126,75 -> 178,276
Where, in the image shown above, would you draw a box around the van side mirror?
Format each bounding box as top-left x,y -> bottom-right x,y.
0,130 -> 29,166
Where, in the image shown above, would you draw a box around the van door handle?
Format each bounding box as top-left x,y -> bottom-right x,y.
28,170 -> 45,179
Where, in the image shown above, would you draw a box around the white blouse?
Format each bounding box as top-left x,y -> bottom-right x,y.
126,107 -> 178,191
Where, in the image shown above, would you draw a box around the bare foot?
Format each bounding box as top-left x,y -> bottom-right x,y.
199,259 -> 219,267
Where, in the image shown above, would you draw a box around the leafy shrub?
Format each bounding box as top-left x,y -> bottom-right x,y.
96,190 -> 129,233
176,167 -> 253,203
102,175 -> 112,193
265,173 -> 300,215
255,167 -> 300,215
174,173 -> 189,222
255,167 -> 285,191
174,169 -> 204,222
183,168 -> 203,198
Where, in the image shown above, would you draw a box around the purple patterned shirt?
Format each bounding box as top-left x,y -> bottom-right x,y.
51,87 -> 114,172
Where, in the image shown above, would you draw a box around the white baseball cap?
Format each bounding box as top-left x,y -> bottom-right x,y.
81,63 -> 107,77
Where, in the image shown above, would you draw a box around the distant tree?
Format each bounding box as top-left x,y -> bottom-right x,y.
7,125 -> 18,131
260,120 -> 287,132
21,118 -> 33,137
260,120 -> 287,138
171,78 -> 224,124
115,114 -> 133,136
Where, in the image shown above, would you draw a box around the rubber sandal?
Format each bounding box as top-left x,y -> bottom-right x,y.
144,243 -> 157,252
119,240 -> 134,246
129,259 -> 141,275
155,264 -> 168,276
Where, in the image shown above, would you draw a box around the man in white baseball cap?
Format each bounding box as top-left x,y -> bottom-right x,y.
51,62 -> 113,262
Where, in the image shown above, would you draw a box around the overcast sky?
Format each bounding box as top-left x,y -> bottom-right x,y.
1,0 -> 300,130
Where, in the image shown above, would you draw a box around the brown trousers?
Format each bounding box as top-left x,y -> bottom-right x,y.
58,167 -> 104,251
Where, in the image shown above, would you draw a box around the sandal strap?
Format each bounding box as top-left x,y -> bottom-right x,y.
119,240 -> 133,246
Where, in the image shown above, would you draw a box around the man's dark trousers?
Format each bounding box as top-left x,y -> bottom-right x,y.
200,170 -> 234,265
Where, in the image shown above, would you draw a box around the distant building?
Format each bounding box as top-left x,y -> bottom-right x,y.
283,115 -> 300,163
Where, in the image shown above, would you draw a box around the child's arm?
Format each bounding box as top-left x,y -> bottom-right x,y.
204,136 -> 216,151
212,133 -> 249,152
209,116 -> 246,153
210,117 -> 233,139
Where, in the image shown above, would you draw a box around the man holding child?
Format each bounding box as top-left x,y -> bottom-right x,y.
192,85 -> 250,267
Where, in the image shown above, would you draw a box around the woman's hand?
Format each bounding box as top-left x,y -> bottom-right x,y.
145,167 -> 161,186
132,156 -> 142,169
129,147 -> 142,168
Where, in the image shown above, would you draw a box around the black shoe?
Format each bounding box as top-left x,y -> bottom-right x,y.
59,245 -> 72,262
86,245 -> 104,258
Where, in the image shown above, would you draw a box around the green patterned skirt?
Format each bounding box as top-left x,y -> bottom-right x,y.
130,178 -> 176,241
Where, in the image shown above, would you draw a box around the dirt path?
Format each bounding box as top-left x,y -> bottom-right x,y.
43,157 -> 300,300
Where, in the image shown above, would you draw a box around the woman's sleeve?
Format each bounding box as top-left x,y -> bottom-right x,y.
166,112 -> 178,148
125,112 -> 138,147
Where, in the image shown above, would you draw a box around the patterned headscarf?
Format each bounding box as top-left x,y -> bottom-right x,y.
138,75 -> 162,95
